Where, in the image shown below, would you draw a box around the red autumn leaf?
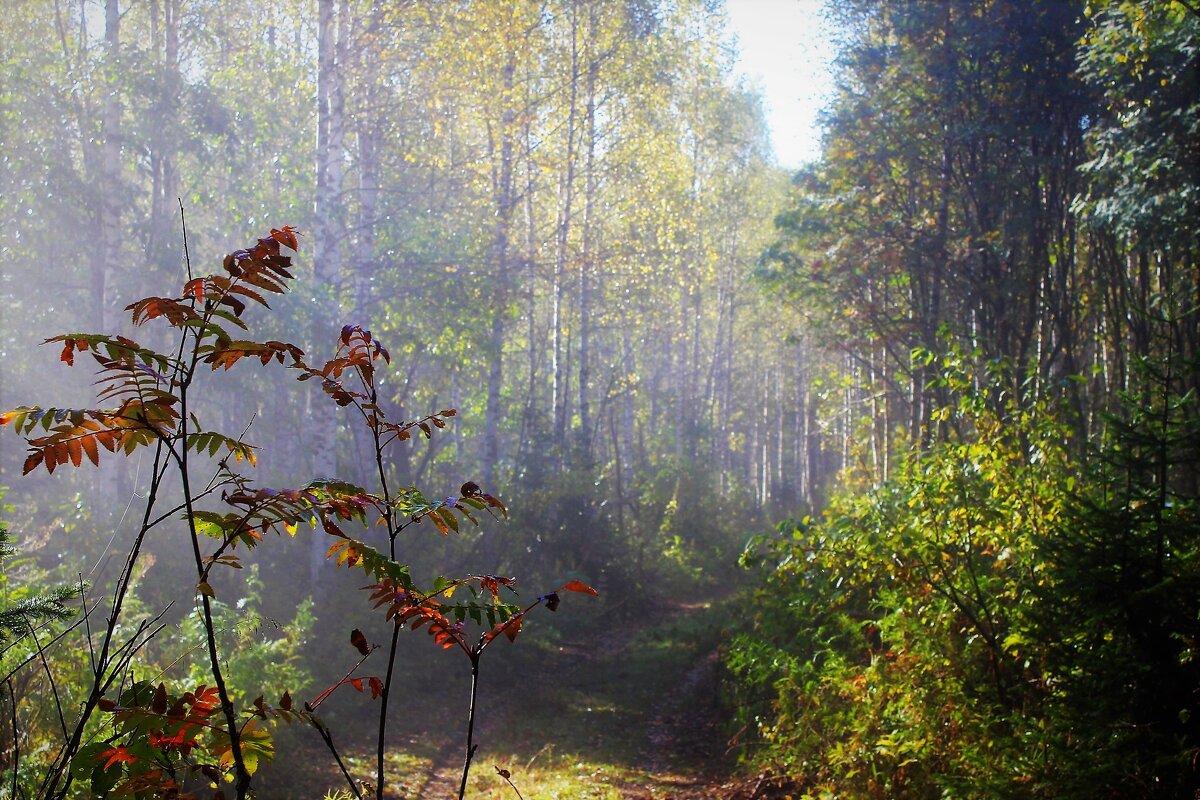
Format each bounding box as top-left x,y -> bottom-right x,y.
482,493 -> 508,516
194,685 -> 220,711
350,677 -> 364,693
23,451 -> 43,475
560,579 -> 599,596
350,628 -> 371,656
485,613 -> 524,643
100,745 -> 137,771
369,676 -> 383,699
501,615 -> 523,642
323,517 -> 348,539
270,226 -> 300,252
127,296 -> 198,326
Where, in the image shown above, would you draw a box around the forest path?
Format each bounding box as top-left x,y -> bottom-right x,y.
268,594 -> 779,799
413,597 -> 751,799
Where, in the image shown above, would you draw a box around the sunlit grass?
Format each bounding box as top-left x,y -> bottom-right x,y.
260,596 -> 737,798
464,753 -> 643,800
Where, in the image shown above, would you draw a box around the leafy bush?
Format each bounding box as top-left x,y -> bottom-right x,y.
727,354 -> 1200,798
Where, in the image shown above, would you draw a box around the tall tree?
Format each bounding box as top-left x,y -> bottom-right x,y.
762,0 -> 1091,464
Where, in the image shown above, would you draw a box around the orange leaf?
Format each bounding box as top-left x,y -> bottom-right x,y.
561,579 -> 599,596
427,511 -> 450,536
67,438 -> 82,467
81,434 -> 100,466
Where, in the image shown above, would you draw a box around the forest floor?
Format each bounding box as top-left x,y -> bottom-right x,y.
258,593 -> 790,799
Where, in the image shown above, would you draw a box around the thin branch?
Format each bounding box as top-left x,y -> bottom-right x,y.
305,650 -> 375,711
79,574 -> 97,677
495,765 -> 526,800
6,678 -> 19,800
179,199 -> 193,281
179,366 -> 254,799
374,622 -> 402,800
0,614 -> 88,685
99,612 -> 171,698
19,611 -> 69,743
457,653 -> 482,800
366,358 -> 400,800
310,717 -> 364,800
39,603 -> 169,800
143,473 -> 236,530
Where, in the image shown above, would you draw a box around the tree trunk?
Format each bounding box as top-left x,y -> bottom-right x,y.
483,50 -> 517,487
577,27 -> 599,466
93,0 -> 123,508
95,0 -> 121,332
147,0 -> 180,271
552,1 -> 580,453
311,0 -> 348,582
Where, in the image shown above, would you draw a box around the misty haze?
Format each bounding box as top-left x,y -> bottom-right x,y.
1,1 -> 1198,799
